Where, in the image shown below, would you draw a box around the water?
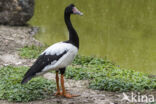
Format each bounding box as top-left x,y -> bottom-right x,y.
29,0 -> 156,75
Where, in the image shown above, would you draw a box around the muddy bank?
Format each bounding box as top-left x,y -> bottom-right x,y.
0,26 -> 155,104
0,26 -> 41,67
0,26 -> 41,54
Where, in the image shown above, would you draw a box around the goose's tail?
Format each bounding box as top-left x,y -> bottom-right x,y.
21,67 -> 35,84
21,75 -> 33,84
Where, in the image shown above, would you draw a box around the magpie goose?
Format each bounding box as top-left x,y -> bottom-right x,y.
21,4 -> 83,98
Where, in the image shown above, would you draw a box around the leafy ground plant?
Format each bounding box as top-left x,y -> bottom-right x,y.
66,55 -> 156,92
19,45 -> 45,59
0,66 -> 56,102
19,46 -> 156,92
147,102 -> 156,104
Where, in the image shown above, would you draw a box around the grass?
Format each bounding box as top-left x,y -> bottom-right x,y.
0,66 -> 56,102
66,55 -> 156,92
147,102 -> 156,104
18,46 -> 156,92
0,45 -> 154,102
19,45 -> 45,59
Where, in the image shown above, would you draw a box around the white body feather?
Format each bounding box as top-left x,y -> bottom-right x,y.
36,42 -> 78,75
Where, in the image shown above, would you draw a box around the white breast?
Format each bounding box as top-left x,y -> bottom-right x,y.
56,45 -> 78,68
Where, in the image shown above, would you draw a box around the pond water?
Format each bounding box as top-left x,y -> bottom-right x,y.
29,0 -> 156,75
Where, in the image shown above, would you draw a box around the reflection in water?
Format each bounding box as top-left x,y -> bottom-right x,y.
29,0 -> 156,74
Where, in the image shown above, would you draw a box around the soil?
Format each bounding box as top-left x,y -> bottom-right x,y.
0,26 -> 155,104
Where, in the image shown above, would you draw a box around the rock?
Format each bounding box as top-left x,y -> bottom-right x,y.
0,0 -> 34,26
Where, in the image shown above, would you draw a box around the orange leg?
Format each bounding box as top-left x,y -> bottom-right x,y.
61,74 -> 79,98
55,71 -> 61,96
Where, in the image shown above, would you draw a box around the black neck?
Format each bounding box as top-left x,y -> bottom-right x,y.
64,12 -> 79,48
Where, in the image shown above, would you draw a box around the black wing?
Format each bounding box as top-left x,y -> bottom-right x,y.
21,51 -> 67,84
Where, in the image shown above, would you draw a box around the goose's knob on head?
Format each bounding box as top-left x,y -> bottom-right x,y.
65,4 -> 83,16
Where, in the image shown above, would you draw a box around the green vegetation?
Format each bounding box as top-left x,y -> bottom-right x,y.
0,46 -> 155,102
148,102 -> 156,104
0,66 -> 56,102
65,55 -> 156,92
19,46 -> 156,92
19,45 -> 45,59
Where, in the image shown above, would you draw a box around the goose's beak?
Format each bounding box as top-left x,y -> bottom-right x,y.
73,7 -> 83,16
